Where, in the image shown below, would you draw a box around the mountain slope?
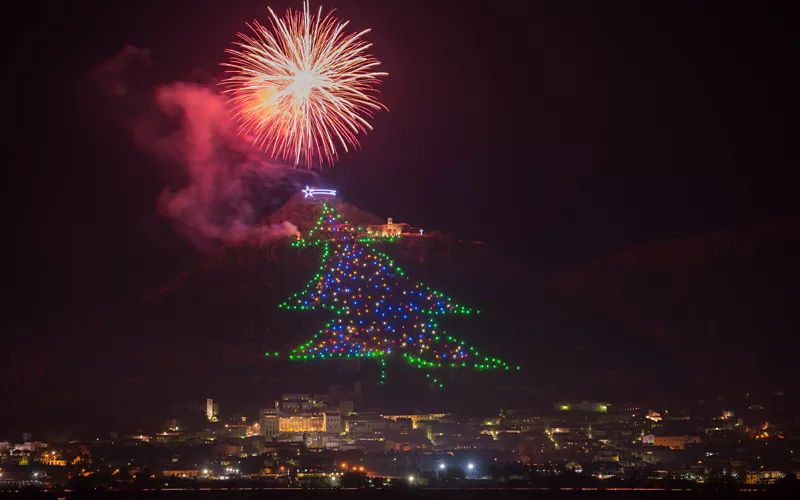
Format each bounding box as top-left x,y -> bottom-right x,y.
551,217 -> 800,390
3,195 -> 797,433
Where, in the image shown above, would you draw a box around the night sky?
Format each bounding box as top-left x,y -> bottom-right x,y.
5,1 -> 797,428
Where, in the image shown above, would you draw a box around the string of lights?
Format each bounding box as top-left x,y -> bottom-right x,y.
278,204 -> 518,385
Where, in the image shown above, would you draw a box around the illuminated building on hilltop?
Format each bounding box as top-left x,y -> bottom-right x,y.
366,218 -> 408,237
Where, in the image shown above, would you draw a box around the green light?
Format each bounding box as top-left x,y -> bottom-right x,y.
278,204 -> 516,380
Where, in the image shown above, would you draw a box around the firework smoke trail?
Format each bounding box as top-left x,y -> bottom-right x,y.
222,0 -> 387,167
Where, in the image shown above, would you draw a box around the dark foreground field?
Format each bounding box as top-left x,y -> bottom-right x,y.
6,489 -> 795,500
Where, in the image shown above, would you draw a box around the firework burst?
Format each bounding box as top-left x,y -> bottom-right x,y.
222,0 -> 387,167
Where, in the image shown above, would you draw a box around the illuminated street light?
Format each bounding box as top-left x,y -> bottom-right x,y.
439,463 -> 446,470
467,463 -> 475,471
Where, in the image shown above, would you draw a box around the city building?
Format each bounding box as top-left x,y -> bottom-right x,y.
642,434 -> 702,450
339,400 -> 355,416
280,414 -> 325,433
304,432 -> 342,449
646,411 -> 663,422
206,399 -> 219,423
259,408 -> 280,439
324,412 -> 342,434
555,401 -> 610,413
324,383 -> 361,414
162,468 -> 199,478
499,410 -> 559,430
278,411 -> 342,434
221,419 -> 248,438
37,453 -> 68,467
345,413 -> 389,436
593,449 -> 620,463
13,442 -> 48,452
163,419 -> 182,432
382,413 -> 447,430
745,471 -> 786,485
279,394 -> 318,413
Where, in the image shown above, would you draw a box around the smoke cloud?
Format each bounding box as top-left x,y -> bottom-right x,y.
152,82 -> 300,247
92,45 -> 309,249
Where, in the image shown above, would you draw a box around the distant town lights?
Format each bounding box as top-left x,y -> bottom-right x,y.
303,186 -> 337,198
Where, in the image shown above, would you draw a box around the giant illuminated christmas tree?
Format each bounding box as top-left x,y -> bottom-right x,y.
278,203 -> 517,386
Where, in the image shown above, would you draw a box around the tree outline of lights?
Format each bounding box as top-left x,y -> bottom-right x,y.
303,186 -> 337,198
276,203 -> 519,387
